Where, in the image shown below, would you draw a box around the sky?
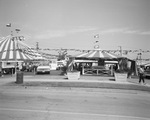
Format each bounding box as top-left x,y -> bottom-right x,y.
0,0 -> 150,59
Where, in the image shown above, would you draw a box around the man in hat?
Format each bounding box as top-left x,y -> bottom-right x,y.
138,66 -> 146,85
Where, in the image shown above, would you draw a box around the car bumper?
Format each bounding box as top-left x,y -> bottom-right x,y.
36,71 -> 50,74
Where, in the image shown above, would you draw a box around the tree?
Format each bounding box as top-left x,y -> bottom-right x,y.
116,58 -> 129,73
58,49 -> 67,60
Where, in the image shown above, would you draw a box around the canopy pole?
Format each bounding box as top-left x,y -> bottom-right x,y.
15,36 -> 18,75
11,68 -> 13,76
34,67 -> 36,76
110,65 -> 114,76
15,62 -> 17,75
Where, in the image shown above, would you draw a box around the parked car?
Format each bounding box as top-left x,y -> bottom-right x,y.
144,65 -> 150,78
36,65 -> 51,74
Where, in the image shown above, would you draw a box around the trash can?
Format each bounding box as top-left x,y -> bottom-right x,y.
16,71 -> 23,84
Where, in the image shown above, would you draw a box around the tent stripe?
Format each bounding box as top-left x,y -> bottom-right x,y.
26,54 -> 33,59
23,52 -> 27,59
21,52 -> 26,59
5,51 -> 8,59
19,51 -> 23,59
88,51 -> 96,57
17,40 -> 41,57
4,39 -> 9,51
9,51 -> 13,59
16,51 -> 20,59
102,52 -> 111,58
107,52 -> 117,58
0,36 -> 42,60
2,51 -> 6,59
10,40 -> 13,50
73,50 -> 120,59
0,39 -> 6,52
77,53 -> 88,57
99,51 -> 104,58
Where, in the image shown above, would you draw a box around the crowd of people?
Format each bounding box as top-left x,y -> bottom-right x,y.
0,62 -> 39,76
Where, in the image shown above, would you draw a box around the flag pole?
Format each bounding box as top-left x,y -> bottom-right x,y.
6,23 -> 15,76
6,23 -> 12,36
94,34 -> 100,50
15,29 -> 21,74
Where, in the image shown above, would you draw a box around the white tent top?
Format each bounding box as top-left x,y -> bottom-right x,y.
0,36 -> 43,61
73,49 -> 121,59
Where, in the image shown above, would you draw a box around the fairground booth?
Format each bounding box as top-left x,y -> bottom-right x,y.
69,49 -> 137,77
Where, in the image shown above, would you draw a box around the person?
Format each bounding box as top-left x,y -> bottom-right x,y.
138,66 -> 145,84
78,63 -> 83,75
0,64 -> 2,77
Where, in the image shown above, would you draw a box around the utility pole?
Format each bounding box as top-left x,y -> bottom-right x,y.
138,49 -> 142,65
118,46 -> 122,57
36,42 -> 39,51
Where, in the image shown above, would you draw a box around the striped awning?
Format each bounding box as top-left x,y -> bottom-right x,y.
0,36 -> 38,61
73,50 -> 121,59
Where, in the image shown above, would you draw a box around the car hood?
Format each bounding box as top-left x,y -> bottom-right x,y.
37,66 -> 50,69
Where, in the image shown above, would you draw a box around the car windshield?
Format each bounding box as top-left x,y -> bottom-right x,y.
39,64 -> 49,66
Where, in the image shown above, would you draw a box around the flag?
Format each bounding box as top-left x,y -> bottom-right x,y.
6,23 -> 11,27
15,29 -> 20,32
94,34 -> 99,38
123,50 -> 128,55
19,36 -> 24,41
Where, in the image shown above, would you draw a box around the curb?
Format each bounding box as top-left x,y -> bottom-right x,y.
5,79 -> 150,92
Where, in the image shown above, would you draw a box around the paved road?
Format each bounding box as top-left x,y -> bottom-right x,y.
0,86 -> 150,120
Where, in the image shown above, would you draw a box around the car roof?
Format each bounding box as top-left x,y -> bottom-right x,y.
37,65 -> 50,68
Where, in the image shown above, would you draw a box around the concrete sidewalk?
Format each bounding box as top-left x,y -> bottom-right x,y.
0,74 -> 150,92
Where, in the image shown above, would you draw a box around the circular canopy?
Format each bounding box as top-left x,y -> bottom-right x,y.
73,50 -> 121,59
0,36 -> 38,61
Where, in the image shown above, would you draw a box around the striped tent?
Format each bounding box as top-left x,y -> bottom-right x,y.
16,40 -> 46,60
73,49 -> 121,59
37,51 -> 59,60
0,36 -> 39,61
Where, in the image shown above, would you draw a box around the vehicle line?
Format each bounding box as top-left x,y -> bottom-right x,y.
0,107 -> 149,120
